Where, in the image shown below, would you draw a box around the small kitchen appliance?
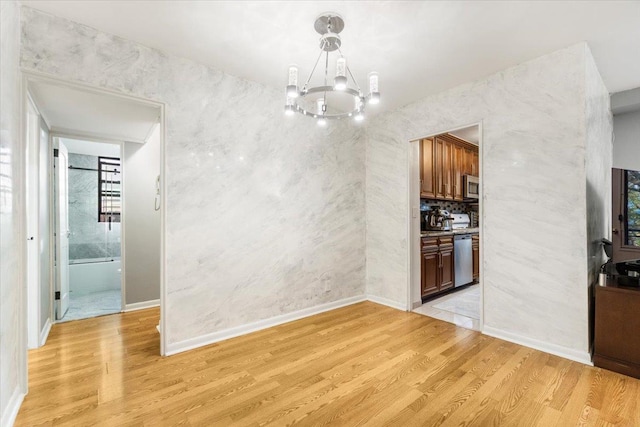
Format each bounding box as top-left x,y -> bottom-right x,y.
425,208 -> 453,231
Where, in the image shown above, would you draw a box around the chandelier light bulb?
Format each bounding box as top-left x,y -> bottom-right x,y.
317,118 -> 327,126
353,95 -> 362,110
286,65 -> 299,98
334,57 -> 347,90
368,71 -> 380,104
284,96 -> 295,116
354,112 -> 364,122
316,98 -> 326,116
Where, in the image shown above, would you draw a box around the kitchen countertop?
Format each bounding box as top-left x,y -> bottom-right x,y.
421,227 -> 479,237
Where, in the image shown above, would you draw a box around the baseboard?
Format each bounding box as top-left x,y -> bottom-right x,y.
165,295 -> 367,356
483,325 -> 593,366
39,317 -> 52,347
124,299 -> 160,312
1,387 -> 25,427
366,294 -> 408,311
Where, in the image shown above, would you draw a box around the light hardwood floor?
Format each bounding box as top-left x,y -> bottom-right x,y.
16,302 -> 640,426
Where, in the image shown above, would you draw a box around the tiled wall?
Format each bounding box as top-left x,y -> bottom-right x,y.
68,153 -> 121,260
420,199 -> 479,227
420,199 -> 476,214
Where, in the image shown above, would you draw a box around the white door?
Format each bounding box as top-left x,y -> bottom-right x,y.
55,140 -> 70,319
26,100 -> 40,345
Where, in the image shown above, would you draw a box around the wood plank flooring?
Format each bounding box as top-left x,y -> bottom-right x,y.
15,302 -> 640,426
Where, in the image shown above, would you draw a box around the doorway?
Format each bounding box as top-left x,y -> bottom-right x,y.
55,138 -> 123,322
23,72 -> 166,353
408,123 -> 484,331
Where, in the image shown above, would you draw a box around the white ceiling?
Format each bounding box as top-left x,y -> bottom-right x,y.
61,137 -> 120,157
449,126 -> 479,145
29,80 -> 160,143
23,1 -> 640,114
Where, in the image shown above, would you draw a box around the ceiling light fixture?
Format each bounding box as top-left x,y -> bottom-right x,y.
284,13 -> 380,124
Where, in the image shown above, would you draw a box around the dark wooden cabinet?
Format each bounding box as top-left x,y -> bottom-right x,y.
452,144 -> 464,201
594,283 -> 640,379
472,235 -> 480,282
421,236 -> 455,298
421,253 -> 439,297
420,138 -> 436,199
438,237 -> 454,291
420,133 -> 478,202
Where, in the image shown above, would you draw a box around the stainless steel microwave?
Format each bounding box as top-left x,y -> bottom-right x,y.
463,175 -> 479,199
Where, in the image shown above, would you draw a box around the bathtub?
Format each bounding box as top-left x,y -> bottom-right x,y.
69,258 -> 121,296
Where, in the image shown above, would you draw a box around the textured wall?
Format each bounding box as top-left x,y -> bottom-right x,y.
68,153 -> 121,260
366,44 -> 609,360
584,49 -> 613,290
21,7 -> 366,349
0,0 -> 25,423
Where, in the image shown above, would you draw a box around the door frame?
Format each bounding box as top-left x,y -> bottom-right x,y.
406,121 -> 485,331
50,133 -> 126,316
21,70 -> 168,356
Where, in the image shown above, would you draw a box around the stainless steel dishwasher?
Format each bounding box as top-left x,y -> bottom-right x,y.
454,234 -> 473,287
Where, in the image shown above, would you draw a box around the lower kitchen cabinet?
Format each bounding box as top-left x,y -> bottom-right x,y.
472,235 -> 480,282
421,251 -> 439,297
421,236 -> 455,298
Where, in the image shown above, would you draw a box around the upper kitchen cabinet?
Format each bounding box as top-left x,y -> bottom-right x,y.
420,133 -> 479,201
434,136 -> 454,200
420,137 -> 436,199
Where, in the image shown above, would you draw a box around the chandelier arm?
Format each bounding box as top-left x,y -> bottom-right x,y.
302,48 -> 325,91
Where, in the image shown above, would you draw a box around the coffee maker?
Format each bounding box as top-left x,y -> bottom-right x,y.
425,207 -> 453,231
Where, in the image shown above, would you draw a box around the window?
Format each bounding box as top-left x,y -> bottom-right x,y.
626,170 -> 640,246
612,168 -> 640,264
98,156 -> 121,223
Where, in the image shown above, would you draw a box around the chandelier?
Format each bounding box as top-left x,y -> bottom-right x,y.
284,13 -> 380,125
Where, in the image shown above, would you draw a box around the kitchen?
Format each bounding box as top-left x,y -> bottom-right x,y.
412,125 -> 481,330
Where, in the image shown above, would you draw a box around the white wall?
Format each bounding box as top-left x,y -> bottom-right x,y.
0,1 -> 26,425
123,125 -> 160,306
20,7 -> 366,354
612,110 -> 640,171
365,44 -> 611,364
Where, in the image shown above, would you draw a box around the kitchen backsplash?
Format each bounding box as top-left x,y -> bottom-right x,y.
421,199 -> 479,227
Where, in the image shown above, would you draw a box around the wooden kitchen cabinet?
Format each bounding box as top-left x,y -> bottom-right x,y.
438,237 -> 454,291
472,234 -> 480,282
420,133 -> 478,201
471,151 -> 479,176
421,236 -> 455,298
420,138 -> 436,199
421,237 -> 439,297
452,144 -> 464,201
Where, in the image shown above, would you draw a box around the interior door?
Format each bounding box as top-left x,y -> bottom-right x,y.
55,140 -> 70,320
